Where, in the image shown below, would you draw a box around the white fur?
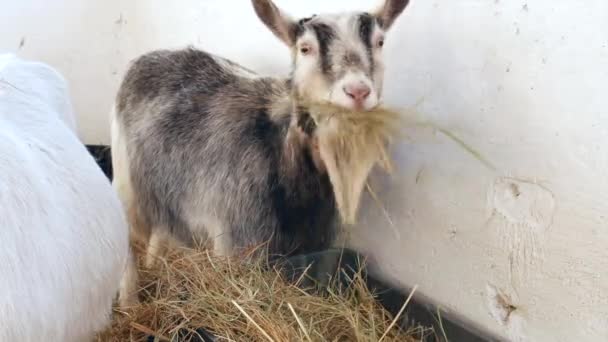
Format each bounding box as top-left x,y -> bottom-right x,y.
109,104 -> 141,307
0,54 -> 129,342
293,30 -> 331,102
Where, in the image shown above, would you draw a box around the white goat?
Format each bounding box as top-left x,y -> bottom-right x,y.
0,54 -> 129,342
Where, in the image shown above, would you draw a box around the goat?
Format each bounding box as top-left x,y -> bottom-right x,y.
0,54 -> 129,341
112,0 -> 409,306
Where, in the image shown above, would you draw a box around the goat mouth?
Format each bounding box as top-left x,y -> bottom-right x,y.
352,103 -> 366,111
304,102 -> 402,224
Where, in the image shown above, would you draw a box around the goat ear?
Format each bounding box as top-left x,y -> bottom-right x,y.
252,0 -> 297,46
374,0 -> 410,30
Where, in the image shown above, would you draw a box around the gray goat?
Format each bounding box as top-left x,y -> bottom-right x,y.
112,0 -> 409,306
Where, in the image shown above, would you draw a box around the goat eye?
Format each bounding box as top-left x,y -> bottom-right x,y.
377,39 -> 384,48
300,46 -> 310,54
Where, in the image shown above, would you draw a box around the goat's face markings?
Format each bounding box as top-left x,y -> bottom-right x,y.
253,0 -> 409,111
289,13 -> 385,111
358,13 -> 376,74
309,22 -> 336,77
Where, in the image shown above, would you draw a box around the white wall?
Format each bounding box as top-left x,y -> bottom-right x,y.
350,1 -> 608,341
2,0 -> 607,341
0,0 -> 134,144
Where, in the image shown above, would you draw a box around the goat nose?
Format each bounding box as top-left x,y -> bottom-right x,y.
343,84 -> 371,102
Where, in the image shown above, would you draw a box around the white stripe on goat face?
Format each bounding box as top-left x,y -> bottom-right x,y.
291,12 -> 386,111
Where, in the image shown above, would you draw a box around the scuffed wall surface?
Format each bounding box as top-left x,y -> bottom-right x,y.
2,0 -> 607,340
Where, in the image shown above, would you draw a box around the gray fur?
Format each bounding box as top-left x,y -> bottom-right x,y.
116,48 -> 335,257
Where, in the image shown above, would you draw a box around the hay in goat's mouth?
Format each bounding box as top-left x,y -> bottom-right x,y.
96,246 -> 422,342
305,101 -> 496,225
306,102 -> 404,225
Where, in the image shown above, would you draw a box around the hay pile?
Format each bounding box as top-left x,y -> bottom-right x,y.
97,245 -> 423,342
